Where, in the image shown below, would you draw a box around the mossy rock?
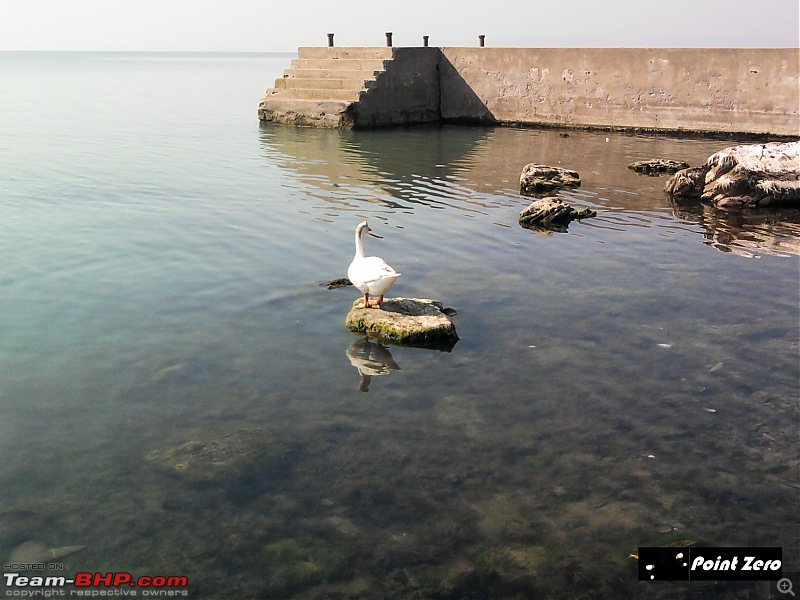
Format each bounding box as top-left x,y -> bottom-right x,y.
145,427 -> 288,483
345,297 -> 458,351
628,159 -> 691,175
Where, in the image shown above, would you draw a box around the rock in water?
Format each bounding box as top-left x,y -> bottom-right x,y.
664,166 -> 707,198
520,164 -> 581,195
665,141 -> 800,208
628,159 -> 690,174
518,197 -> 596,231
345,298 -> 458,350
320,277 -> 352,290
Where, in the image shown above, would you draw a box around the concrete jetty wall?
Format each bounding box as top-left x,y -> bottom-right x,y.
259,47 -> 799,136
439,47 -> 799,136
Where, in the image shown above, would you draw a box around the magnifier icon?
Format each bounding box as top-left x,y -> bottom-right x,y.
778,578 -> 795,596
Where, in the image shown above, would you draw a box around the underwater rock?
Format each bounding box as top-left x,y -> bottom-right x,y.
518,197 -> 596,231
520,163 -> 581,195
146,427 -> 287,483
665,141 -> 800,208
628,159 -> 690,174
8,541 -> 85,564
345,297 -> 458,350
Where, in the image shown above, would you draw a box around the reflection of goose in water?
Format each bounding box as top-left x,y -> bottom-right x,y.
346,337 -> 401,392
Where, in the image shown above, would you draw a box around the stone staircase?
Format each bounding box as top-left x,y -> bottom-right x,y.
258,47 -> 394,128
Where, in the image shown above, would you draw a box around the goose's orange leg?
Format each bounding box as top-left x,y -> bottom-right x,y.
359,292 -> 370,309
358,292 -> 384,309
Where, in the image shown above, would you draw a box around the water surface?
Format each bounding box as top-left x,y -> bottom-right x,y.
1,52 -> 798,599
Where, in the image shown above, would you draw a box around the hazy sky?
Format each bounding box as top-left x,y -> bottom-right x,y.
1,0 -> 798,51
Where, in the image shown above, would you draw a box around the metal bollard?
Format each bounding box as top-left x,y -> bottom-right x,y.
423,35 -> 429,47
479,35 -> 485,47
327,33 -> 334,47
385,32 -> 393,47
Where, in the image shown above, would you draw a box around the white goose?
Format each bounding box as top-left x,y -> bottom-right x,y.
347,221 -> 401,309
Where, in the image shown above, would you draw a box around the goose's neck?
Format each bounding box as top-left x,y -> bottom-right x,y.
354,229 -> 366,258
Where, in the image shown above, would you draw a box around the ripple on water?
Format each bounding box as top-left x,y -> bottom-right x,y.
0,53 -> 797,599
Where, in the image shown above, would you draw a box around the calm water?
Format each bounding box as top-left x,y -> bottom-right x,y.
1,52 -> 798,599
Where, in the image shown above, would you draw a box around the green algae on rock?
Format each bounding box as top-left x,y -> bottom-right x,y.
345,297 -> 458,350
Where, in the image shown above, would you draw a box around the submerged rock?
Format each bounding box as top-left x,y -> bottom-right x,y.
518,197 -> 596,232
345,298 -> 458,350
628,159 -> 690,174
146,427 -> 287,483
520,164 -> 581,195
665,141 -> 800,208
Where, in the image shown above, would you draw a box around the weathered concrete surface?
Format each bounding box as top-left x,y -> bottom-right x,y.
345,298 -> 458,349
665,141 -> 800,208
439,47 -> 799,137
262,47 -> 798,135
259,47 -> 439,129
351,48 -> 440,127
258,47 -> 391,127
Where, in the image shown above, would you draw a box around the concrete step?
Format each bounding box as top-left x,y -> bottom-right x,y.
283,68 -> 383,80
258,97 -> 354,128
298,46 -> 394,60
274,76 -> 374,91
259,97 -> 350,111
290,57 -> 388,71
264,87 -> 363,101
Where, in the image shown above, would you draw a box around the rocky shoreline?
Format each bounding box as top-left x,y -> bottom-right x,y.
665,141 -> 800,208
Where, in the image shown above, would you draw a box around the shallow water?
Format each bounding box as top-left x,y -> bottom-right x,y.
1,52 -> 798,599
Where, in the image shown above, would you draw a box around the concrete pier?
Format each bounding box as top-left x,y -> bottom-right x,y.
258,47 -> 800,137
